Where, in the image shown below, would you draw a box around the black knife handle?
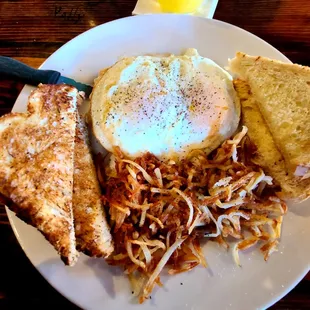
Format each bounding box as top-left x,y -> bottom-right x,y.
0,56 -> 60,86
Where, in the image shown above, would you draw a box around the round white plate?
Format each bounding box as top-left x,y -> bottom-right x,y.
7,14 -> 310,310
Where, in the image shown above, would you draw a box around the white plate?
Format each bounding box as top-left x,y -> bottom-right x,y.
7,14 -> 310,310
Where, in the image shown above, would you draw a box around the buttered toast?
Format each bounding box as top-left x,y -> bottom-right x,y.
233,79 -> 310,202
0,84 -> 79,265
229,52 -> 310,179
73,113 -> 114,257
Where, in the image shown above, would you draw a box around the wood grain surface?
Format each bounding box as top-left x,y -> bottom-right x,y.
0,0 -> 309,309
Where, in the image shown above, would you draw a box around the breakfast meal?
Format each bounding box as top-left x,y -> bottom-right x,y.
0,48 -> 309,303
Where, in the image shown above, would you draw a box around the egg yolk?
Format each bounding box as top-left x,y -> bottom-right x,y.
158,0 -> 203,13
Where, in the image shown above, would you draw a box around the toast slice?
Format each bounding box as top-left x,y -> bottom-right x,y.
0,84 -> 79,265
233,79 -> 310,202
229,52 -> 310,177
73,113 -> 114,257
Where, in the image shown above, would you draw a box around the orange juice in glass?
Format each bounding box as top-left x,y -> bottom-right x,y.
158,0 -> 203,13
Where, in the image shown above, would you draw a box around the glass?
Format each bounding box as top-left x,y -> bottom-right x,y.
158,0 -> 204,13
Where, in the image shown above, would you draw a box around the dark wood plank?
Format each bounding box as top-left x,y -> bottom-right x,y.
214,0 -> 310,66
0,0 -> 309,309
0,1 -> 134,58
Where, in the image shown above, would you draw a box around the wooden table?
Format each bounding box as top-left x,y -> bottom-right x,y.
0,0 -> 309,309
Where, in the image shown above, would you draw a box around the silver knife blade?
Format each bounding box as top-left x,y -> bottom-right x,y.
57,75 -> 93,97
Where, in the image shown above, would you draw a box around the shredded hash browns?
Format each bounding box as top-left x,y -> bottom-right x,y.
96,126 -> 287,303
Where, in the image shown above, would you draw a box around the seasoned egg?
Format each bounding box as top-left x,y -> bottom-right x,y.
91,49 -> 240,160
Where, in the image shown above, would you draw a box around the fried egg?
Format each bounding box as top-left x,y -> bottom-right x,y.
91,49 -> 240,160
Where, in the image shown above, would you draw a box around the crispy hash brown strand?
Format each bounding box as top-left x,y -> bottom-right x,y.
96,126 -> 287,303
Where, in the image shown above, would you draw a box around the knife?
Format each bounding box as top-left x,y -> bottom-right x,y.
0,56 -> 93,97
